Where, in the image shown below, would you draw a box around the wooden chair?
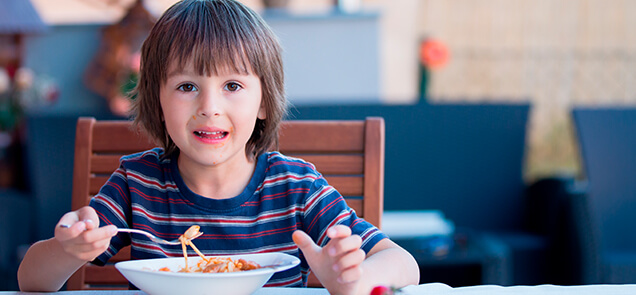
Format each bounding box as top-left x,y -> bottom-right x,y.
67,116 -> 385,290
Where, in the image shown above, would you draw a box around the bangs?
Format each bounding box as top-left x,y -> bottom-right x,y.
161,0 -> 263,78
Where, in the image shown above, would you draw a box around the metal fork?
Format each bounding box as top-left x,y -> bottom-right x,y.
58,224 -> 181,245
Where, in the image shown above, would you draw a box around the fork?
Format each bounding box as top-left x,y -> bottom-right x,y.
58,224 -> 181,245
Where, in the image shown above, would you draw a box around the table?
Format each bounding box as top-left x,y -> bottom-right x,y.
5,284 -> 636,295
1,288 -> 325,295
404,283 -> 636,294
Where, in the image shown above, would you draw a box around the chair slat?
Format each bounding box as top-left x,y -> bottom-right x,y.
90,176 -> 110,195
324,176 -> 363,196
279,121 -> 364,153
83,264 -> 127,285
91,155 -> 122,174
344,199 -> 363,217
283,154 -> 363,175
92,121 -> 154,153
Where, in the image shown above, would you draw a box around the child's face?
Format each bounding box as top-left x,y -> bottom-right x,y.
160,60 -> 266,169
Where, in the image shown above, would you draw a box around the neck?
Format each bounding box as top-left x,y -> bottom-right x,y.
178,154 -> 256,200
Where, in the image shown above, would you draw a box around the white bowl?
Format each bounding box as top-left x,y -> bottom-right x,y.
115,252 -> 300,295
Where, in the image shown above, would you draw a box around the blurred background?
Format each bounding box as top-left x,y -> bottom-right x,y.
1,0 -> 635,291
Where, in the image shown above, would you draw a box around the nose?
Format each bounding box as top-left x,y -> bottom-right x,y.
197,90 -> 222,118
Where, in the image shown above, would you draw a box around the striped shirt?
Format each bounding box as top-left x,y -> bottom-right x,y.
90,148 -> 387,287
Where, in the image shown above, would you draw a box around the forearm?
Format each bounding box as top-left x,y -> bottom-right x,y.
357,245 -> 420,294
18,238 -> 87,292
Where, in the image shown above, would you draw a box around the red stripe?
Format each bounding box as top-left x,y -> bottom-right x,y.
96,210 -> 113,226
243,188 -> 309,206
130,187 -> 192,205
317,213 -> 349,245
361,228 -> 378,240
128,172 -> 177,190
262,174 -> 320,187
264,276 -> 303,287
138,158 -> 161,169
195,224 -> 298,240
270,159 -> 314,169
303,186 -> 333,213
104,177 -> 129,207
131,206 -> 298,225
93,195 -> 125,220
307,194 -> 344,233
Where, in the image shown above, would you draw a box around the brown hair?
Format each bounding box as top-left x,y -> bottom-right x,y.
131,0 -> 286,159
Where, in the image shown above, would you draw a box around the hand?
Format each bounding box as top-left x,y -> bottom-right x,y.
293,225 -> 366,295
54,206 -> 117,262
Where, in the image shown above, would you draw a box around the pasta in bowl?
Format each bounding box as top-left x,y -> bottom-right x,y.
114,226 -> 300,295
115,253 -> 300,295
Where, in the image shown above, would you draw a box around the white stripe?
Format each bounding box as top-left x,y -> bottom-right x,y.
266,273 -> 302,286
133,240 -> 298,256
316,210 -> 350,247
303,185 -> 334,218
360,228 -> 381,249
93,194 -> 127,226
126,170 -> 179,192
131,204 -> 302,227
260,171 -> 320,190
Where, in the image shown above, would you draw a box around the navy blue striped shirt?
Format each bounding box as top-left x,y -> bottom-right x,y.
90,148 -> 387,286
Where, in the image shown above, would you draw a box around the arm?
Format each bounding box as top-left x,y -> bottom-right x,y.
293,225 -> 419,295
17,206 -> 117,292
357,238 -> 420,293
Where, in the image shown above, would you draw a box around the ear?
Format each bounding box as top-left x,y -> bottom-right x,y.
257,102 -> 267,120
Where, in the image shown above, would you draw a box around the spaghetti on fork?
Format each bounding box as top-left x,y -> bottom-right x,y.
173,225 -> 262,273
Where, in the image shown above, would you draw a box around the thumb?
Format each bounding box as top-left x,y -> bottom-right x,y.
292,230 -> 321,257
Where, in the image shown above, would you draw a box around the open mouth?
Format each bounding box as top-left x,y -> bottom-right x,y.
193,130 -> 228,140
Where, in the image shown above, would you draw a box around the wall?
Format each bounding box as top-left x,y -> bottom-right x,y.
23,24 -> 110,114
266,11 -> 381,105
21,12 -> 382,113
413,0 -> 636,179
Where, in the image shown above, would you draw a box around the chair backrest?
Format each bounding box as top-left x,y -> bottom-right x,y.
572,107 -> 636,252
67,116 -> 385,290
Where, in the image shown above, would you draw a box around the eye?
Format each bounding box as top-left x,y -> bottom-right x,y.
224,82 -> 242,92
177,83 -> 197,92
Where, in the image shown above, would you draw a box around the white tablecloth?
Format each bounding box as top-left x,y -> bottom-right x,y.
403,283 -> 636,294
5,284 -> 636,294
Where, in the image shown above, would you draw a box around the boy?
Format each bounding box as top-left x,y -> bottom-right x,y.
18,1 -> 419,294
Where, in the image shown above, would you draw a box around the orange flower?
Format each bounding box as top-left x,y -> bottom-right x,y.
419,39 -> 450,70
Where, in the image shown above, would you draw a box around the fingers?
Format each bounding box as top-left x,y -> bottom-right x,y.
55,206 -> 117,262
57,206 -> 100,233
77,206 -> 100,228
333,248 -> 366,282
57,220 -> 116,243
324,225 -> 365,283
328,234 -> 362,257
56,221 -> 117,262
292,230 -> 321,256
327,224 -> 352,239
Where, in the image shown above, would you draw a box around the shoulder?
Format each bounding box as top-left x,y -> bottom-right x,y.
119,148 -> 169,169
114,148 -> 172,181
263,151 -> 320,177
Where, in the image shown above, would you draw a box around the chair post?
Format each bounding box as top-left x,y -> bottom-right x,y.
71,117 -> 95,211
68,117 -> 95,290
363,117 -> 385,229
